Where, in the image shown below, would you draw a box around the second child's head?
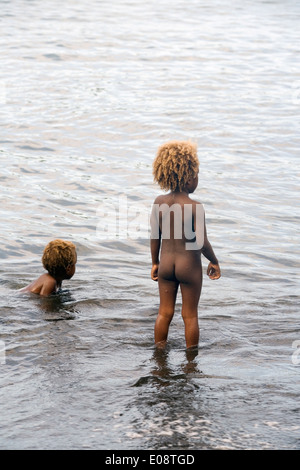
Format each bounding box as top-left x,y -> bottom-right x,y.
42,239 -> 77,281
153,141 -> 199,193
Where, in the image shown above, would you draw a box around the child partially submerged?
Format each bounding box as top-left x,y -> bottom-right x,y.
20,239 -> 77,296
150,141 -> 221,349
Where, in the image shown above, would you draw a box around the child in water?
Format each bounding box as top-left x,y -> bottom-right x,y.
150,141 -> 221,349
20,239 -> 77,296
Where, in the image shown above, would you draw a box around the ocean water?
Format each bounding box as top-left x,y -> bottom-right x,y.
0,0 -> 299,450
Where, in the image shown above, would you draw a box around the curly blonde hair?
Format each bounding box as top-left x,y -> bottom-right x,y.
42,239 -> 76,278
153,140 -> 199,192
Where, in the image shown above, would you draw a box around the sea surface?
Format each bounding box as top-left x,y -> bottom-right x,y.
0,0 -> 299,450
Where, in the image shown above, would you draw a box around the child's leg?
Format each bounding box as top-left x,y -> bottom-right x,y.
180,281 -> 202,348
155,278 -> 179,346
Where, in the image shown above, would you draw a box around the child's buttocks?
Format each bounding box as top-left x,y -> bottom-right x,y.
159,251 -> 202,284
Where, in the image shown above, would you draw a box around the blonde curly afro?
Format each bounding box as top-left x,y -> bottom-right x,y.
153,141 -> 199,192
42,239 -> 76,277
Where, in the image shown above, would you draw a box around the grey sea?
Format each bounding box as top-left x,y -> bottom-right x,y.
0,0 -> 299,450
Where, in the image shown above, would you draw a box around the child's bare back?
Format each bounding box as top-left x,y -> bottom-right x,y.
151,190 -> 204,284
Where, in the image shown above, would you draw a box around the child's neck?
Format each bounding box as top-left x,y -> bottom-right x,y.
172,189 -> 190,196
52,276 -> 63,289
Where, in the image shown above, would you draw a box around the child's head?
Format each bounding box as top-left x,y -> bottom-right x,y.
42,239 -> 77,280
153,140 -> 199,192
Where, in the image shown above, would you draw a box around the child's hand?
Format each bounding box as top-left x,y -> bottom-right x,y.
207,262 -> 221,280
151,263 -> 159,281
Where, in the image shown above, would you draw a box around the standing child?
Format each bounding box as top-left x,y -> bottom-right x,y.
150,141 -> 221,349
20,239 -> 77,296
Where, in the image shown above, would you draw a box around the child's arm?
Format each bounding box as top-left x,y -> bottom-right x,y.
150,238 -> 160,281
201,218 -> 221,280
150,201 -> 161,281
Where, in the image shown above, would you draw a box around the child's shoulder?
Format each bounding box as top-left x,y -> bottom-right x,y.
193,198 -> 204,206
39,273 -> 57,295
192,199 -> 205,213
153,194 -> 168,204
26,273 -> 57,296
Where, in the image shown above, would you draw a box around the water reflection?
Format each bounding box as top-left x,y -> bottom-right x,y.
37,290 -> 77,321
18,289 -> 77,321
152,345 -> 200,380
134,345 -> 201,388
130,346 -> 209,449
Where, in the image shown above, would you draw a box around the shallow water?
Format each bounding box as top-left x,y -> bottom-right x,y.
0,0 -> 300,450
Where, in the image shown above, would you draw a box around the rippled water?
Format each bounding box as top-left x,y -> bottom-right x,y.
0,0 -> 299,450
